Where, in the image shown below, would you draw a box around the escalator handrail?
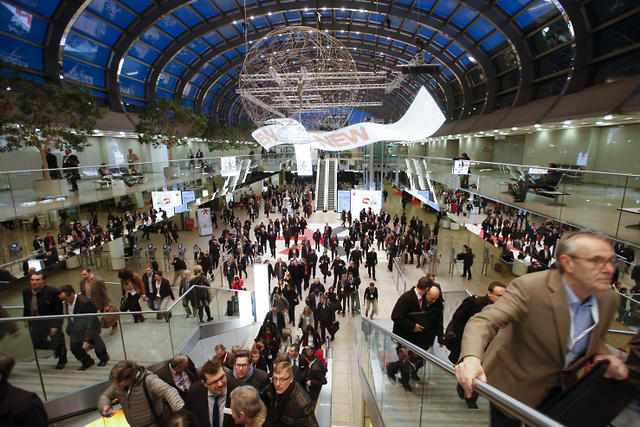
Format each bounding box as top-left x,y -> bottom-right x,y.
360,317 -> 563,427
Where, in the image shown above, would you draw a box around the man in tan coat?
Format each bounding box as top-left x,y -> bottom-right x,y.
80,267 -> 116,334
456,231 -> 628,425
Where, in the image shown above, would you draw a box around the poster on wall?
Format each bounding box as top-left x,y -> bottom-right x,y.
294,145 -> 313,176
452,160 -> 470,175
151,190 -> 182,218
337,190 -> 351,213
221,156 -> 238,176
196,208 -> 213,236
351,190 -> 383,215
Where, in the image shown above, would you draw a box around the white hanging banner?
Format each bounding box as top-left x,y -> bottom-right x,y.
351,190 -> 383,215
221,156 -> 238,176
294,144 -> 313,176
196,208 -> 213,236
252,86 -> 445,151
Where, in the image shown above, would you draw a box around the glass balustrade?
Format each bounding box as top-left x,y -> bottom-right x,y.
0,285 -> 255,402
387,154 -> 640,248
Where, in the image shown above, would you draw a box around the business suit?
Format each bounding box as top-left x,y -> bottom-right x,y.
65,294 -> 109,367
226,368 -> 269,394
185,382 -> 236,427
22,284 -> 67,365
391,287 -> 427,346
460,269 -> 618,408
302,359 -> 327,405
152,358 -> 198,399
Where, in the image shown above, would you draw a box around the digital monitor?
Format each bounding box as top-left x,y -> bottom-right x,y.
27,259 -> 43,272
452,160 -> 470,175
194,244 -> 198,250
174,204 -> 187,214
10,243 -> 17,248
178,244 -> 183,249
181,190 -> 196,204
134,244 -> 138,249
163,244 -> 167,249
528,167 -> 548,175
148,244 -> 153,249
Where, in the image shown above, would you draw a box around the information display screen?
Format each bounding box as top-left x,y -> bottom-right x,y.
452,160 -> 470,175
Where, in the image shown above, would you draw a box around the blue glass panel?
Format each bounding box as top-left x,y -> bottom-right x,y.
252,16 -> 268,29
419,27 -> 436,39
402,21 -> 418,34
204,93 -> 214,104
120,0 -> 152,14
87,0 -> 135,29
416,0 -> 437,12
481,32 -> 507,53
156,16 -> 186,38
183,84 -> 197,98
202,32 -> 222,46
211,56 -> 226,67
165,60 -> 186,76
237,44 -> 247,55
433,0 -> 458,19
11,0 -> 59,18
284,11 -> 299,22
0,34 -> 42,69
379,37 -> 391,45
231,22 -> 243,33
129,41 -> 160,63
515,0 -> 557,29
369,13 -> 384,24
335,10 -> 349,19
267,13 -> 283,25
191,73 -> 205,86
217,25 -> 237,40
497,0 -> 533,16
73,13 -> 121,45
91,89 -> 106,98
176,49 -> 196,65
442,68 -> 453,79
0,4 -> 47,43
351,32 -> 363,40
191,0 -> 219,19
122,96 -> 146,106
201,105 -> 210,115
467,17 -> 493,41
158,72 -> 177,91
301,10 -> 314,19
213,0 -> 236,13
365,34 -> 376,42
228,68 -> 239,76
120,57 -> 149,80
423,52 -> 434,61
173,6 -> 202,27
447,43 -> 465,58
188,39 -> 208,55
63,58 -> 105,87
210,84 -> 220,94
394,0 -> 412,5
433,33 -> 451,48
141,27 -> 171,50
182,98 -> 195,109
353,11 -> 367,22
451,6 -> 478,29
119,76 -> 145,98
394,41 -> 407,51
18,71 -> 44,82
63,33 -> 110,66
200,63 -> 214,75
406,45 -> 417,54
459,55 -> 473,68
218,75 -> 229,84
222,50 -> 237,60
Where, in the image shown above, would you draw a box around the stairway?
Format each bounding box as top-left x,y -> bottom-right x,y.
315,159 -> 327,211
326,159 -> 337,211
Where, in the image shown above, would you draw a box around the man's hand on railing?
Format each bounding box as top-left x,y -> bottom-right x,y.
455,355 -> 486,399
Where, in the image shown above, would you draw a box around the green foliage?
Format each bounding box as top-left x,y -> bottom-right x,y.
201,120 -> 258,151
0,62 -> 104,178
136,98 -> 204,160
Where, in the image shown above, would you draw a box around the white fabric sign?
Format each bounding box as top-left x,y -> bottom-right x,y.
221,156 -> 238,176
151,190 -> 181,218
252,86 -> 445,151
196,208 -> 213,236
294,145 -> 313,176
351,190 -> 383,215
452,160 -> 470,175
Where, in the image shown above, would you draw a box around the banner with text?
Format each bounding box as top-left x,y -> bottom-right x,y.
221,156 -> 238,176
294,144 -> 313,176
251,86 -> 445,151
196,208 -> 213,236
351,190 -> 383,215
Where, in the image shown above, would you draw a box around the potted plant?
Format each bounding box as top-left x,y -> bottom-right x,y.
0,62 -> 104,196
136,98 -> 204,178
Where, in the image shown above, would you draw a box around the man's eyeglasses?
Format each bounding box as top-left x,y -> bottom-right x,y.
204,375 -> 226,387
568,254 -> 616,269
272,375 -> 292,385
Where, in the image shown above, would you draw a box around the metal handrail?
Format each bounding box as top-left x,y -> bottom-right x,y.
0,284 -> 254,322
390,154 -> 640,178
360,317 -> 562,427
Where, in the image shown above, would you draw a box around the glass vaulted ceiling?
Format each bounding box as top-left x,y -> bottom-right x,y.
1,1 -> 638,123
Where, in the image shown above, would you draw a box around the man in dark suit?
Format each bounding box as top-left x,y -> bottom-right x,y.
390,276 -> 430,347
456,232 -> 628,426
366,248 -> 378,280
57,285 -> 109,370
287,343 -> 307,372
226,350 -> 268,394
301,347 -> 327,406
153,271 -> 175,321
315,294 -> 337,342
0,352 -> 48,426
264,361 -> 318,426
141,265 -> 157,311
350,246 -> 362,277
62,148 -> 80,191
22,271 -> 67,369
264,307 -> 286,334
152,354 -> 198,399
185,358 -> 236,427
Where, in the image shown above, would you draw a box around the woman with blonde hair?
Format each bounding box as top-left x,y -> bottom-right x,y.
298,305 -> 315,332
190,265 -> 212,322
